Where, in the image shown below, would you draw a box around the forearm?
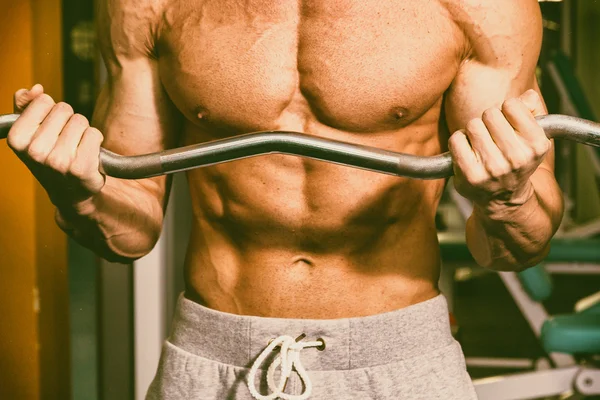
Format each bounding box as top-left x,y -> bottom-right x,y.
466,169 -> 563,271
54,176 -> 164,263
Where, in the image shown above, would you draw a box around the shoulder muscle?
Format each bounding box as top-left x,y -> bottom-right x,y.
447,0 -> 543,72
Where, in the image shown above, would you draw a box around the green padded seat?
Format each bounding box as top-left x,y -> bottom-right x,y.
438,235 -> 600,264
518,264 -> 553,302
545,238 -> 600,263
541,313 -> 600,354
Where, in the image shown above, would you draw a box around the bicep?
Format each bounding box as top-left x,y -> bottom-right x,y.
93,0 -> 181,205
444,0 -> 555,171
92,59 -> 181,157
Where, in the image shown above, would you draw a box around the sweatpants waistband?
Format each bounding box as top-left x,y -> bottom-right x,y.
169,293 -> 453,371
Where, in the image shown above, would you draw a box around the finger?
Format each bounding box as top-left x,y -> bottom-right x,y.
501,97 -> 548,145
13,84 -> 45,113
28,102 -> 75,163
481,106 -> 525,151
464,116 -> 511,176
45,114 -> 89,174
519,89 -> 546,117
448,130 -> 488,184
70,127 -> 105,187
7,94 -> 55,152
52,114 -> 89,157
482,107 -> 535,170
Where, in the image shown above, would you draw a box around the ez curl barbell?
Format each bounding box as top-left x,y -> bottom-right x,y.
1,113 -> 599,180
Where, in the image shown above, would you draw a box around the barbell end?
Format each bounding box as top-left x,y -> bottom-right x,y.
0,113 -> 19,140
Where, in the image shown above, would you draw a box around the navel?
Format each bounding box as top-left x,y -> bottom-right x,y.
292,257 -> 315,268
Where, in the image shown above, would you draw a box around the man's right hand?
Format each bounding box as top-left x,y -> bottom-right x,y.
8,84 -> 106,212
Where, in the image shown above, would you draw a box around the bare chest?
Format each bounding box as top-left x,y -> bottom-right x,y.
157,0 -> 465,135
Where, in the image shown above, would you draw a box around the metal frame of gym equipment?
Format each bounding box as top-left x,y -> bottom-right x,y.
547,53 -> 600,242
451,190 -> 600,399
452,163 -> 599,378
471,284 -> 600,400
452,153 -> 600,398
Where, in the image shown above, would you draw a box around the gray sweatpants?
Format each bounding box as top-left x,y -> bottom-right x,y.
147,293 -> 478,400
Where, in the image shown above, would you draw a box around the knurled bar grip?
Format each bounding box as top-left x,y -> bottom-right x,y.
1,113 -> 599,180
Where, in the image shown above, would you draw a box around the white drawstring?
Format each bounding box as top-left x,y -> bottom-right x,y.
247,335 -> 324,400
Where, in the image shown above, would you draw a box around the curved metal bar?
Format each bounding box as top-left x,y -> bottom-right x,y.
0,113 -> 18,139
104,132 -> 454,180
536,114 -> 600,147
2,113 -> 600,180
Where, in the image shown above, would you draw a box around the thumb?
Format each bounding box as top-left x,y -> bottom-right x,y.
14,84 -> 45,113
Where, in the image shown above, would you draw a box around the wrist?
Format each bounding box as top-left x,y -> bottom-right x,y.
54,192 -> 100,221
475,181 -> 535,220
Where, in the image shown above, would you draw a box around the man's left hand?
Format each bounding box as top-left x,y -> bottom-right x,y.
449,89 -> 551,215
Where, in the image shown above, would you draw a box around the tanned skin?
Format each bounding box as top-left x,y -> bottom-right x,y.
9,0 -> 562,319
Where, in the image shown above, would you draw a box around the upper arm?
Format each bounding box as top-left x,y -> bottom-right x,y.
444,0 -> 554,168
93,0 -> 181,205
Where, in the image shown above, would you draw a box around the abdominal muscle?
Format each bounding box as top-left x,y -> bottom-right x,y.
181,110 -> 446,319
152,0 -> 465,319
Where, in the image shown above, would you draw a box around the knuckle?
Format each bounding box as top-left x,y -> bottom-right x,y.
469,176 -> 486,188
521,89 -> 542,107
27,141 -> 50,163
523,147 -> 536,161
46,152 -> 71,174
467,172 -> 488,187
526,89 -> 540,99
502,98 -> 522,113
481,107 -> 500,123
55,102 -> 74,115
70,113 -> 89,127
68,161 -> 86,179
509,152 -> 530,169
37,93 -> 55,106
69,155 -> 93,179
490,164 -> 512,179
86,127 -> 104,141
465,118 -> 484,133
533,139 -> 551,155
6,132 -> 29,152
449,130 -> 464,145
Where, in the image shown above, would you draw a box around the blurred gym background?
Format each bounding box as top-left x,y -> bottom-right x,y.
0,0 -> 598,399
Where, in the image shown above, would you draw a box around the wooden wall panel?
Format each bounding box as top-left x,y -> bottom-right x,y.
0,2 -> 39,398
0,0 -> 69,398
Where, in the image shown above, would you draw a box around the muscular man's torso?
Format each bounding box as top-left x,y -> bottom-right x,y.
154,0 -> 468,318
